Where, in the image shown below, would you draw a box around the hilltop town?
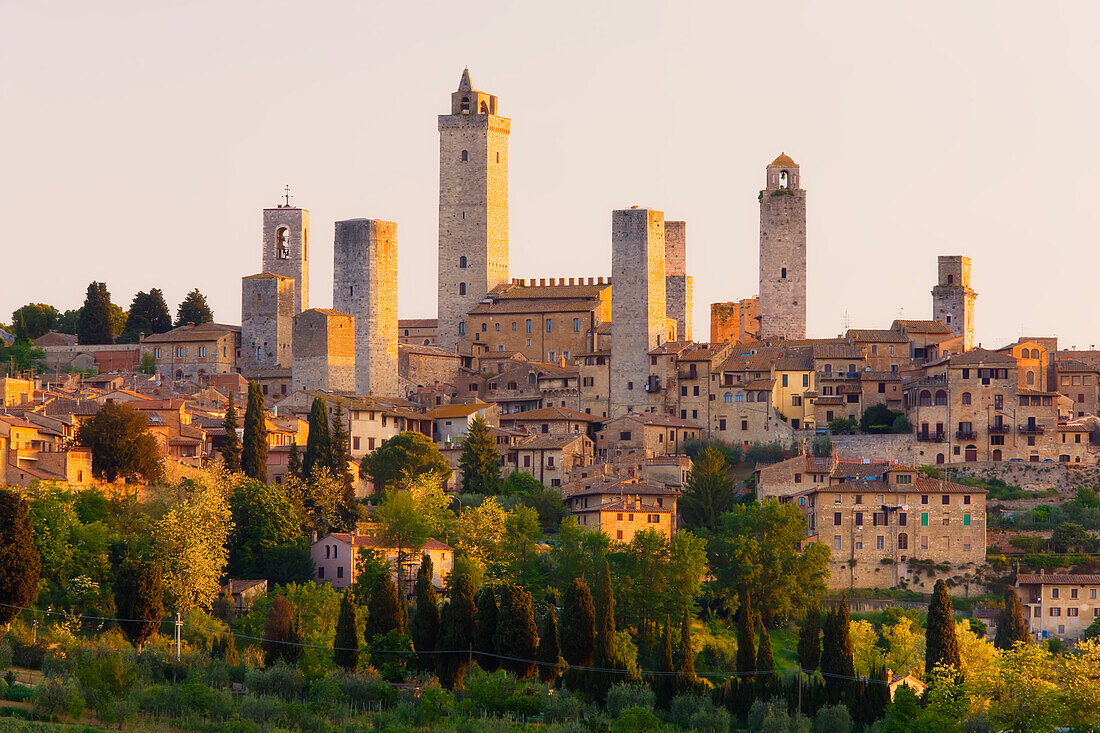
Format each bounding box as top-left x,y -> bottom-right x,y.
2,68 -> 1100,731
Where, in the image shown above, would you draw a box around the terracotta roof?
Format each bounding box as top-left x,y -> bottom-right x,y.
142,323 -> 240,343
517,433 -> 590,450
648,341 -> 694,356
325,533 -> 454,552
35,331 -> 78,347
1058,423 -> 1092,432
424,401 -> 490,419
398,318 -> 437,329
892,319 -> 953,335
488,281 -> 610,300
831,461 -> 891,479
242,272 -> 291,281
846,329 -> 909,344
399,343 -> 460,358
813,343 -> 865,359
569,478 -> 681,498
468,297 -> 602,315
770,153 -> 796,167
0,415 -> 41,429
576,497 -> 674,514
1059,361 -> 1100,373
949,349 -> 1017,366
1017,573 -> 1100,586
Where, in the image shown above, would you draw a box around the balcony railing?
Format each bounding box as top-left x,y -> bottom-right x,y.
1019,424 -> 1045,435
678,370 -> 699,380
956,429 -> 978,440
917,431 -> 946,442
988,424 -> 1011,434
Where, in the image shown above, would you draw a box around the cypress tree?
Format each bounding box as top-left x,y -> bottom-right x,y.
593,560 -> 617,667
536,607 -> 563,685
736,592 -> 756,677
797,605 -> 822,672
658,617 -> 674,675
303,397 -> 332,480
334,589 -> 360,671
284,611 -> 305,665
331,404 -> 358,531
114,558 -> 164,651
410,554 -> 440,670
656,617 -> 675,706
262,595 -> 293,667
287,441 -> 302,482
242,381 -> 268,481
175,288 -> 214,327
474,585 -> 499,671
994,588 -> 1030,650
495,583 -> 539,678
459,415 -> 502,494
120,289 -> 173,342
676,610 -> 696,688
756,617 -> 776,698
366,574 -> 404,641
437,572 -> 477,688
925,579 -> 961,677
0,488 -> 41,630
821,600 -> 855,704
559,577 -> 596,667
221,393 -> 241,473
77,281 -> 114,345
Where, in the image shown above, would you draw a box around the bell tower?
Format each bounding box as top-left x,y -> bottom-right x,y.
262,196 -> 309,315
436,68 -> 510,350
758,153 -> 806,340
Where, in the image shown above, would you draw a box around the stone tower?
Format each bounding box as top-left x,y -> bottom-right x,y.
291,309 -> 355,394
664,220 -> 693,341
758,153 -> 807,340
333,219 -> 399,396
610,207 -> 668,417
437,68 -> 510,350
263,205 -> 310,315
932,255 -> 977,351
241,273 -> 294,371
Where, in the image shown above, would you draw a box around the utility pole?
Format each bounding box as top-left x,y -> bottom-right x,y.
175,612 -> 182,660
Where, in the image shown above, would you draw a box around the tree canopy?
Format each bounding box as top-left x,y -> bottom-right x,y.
679,446 -> 738,533
360,431 -> 452,493
120,289 -> 173,342
76,401 -> 163,483
242,381 -> 268,481
0,487 -> 42,628
11,302 -> 59,340
77,281 -> 115,345
175,288 -> 214,327
459,416 -> 501,495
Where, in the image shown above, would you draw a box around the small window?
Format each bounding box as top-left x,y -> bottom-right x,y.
781,267 -> 787,279
461,150 -> 468,161
459,282 -> 466,295
459,256 -> 467,268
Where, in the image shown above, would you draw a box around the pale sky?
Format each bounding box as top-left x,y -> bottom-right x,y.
3,1 -> 1099,349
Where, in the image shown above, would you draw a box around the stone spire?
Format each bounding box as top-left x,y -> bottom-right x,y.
458,67 -> 472,91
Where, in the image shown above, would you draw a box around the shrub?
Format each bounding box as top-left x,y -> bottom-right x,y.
33,678 -> 83,718
543,689 -> 587,723
814,703 -> 852,733
2,685 -> 34,703
245,661 -> 304,701
612,706 -> 662,732
605,682 -> 655,717
239,694 -> 282,724
670,693 -> 730,732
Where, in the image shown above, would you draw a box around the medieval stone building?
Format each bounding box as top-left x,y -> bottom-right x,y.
758,154 -> 807,340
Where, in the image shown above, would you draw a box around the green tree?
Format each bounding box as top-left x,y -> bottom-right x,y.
560,577 -> 596,667
155,481 -> 232,611
221,393 -> 241,473
113,558 -> 164,651
77,281 -> 114,345
708,499 -> 829,622
242,381 -> 268,481
333,590 -> 360,671
593,559 -> 618,668
11,303 -> 58,340
680,446 -> 737,532
495,583 -> 539,678
1052,521 -> 1093,553
0,340 -> 47,375
120,289 -> 172,342
303,397 -> 332,480
410,554 -> 440,668
175,288 -> 214,327
537,607 -> 564,685
797,605 -> 822,672
995,588 -> 1030,650
56,308 -> 81,335
437,571 -> 477,688
376,489 -> 432,597
821,600 -> 855,703
860,403 -> 907,434
138,351 -> 156,375
756,618 -> 776,697
262,595 -> 295,666
459,415 -> 502,494
330,404 -> 357,531
474,586 -> 499,671
286,441 -> 302,482
0,488 -> 42,629
76,401 -> 163,483
676,610 -> 696,688
359,431 -> 452,493
736,592 -> 756,676
226,479 -> 310,583
925,580 -> 961,677
366,573 -> 404,641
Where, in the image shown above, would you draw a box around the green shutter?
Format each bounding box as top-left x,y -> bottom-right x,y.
921,513 -> 928,526
964,514 -> 971,526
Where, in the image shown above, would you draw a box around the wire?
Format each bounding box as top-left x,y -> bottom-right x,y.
0,601 -> 892,684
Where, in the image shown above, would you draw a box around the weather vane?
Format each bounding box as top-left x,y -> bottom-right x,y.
283,185 -> 292,208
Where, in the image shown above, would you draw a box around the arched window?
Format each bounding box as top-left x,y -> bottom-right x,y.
736,392 -> 745,402
965,445 -> 978,462
459,256 -> 467,268
460,97 -> 470,113
511,322 -> 517,331
724,392 -> 733,403
961,392 -> 971,405
992,449 -> 1003,462
528,373 -> 536,385
325,545 -> 330,559
947,274 -> 954,284
1026,371 -> 1035,385
779,171 -> 789,189
276,227 -> 290,259
459,282 -> 466,295
935,390 -> 948,406
936,453 -> 945,464
746,392 -> 755,403
480,100 -> 489,114
461,150 -> 468,162
897,533 -> 908,550
919,390 -> 932,406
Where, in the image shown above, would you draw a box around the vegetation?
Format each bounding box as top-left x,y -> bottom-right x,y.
10,302 -> 59,340
76,281 -> 115,345
0,487 -> 42,628
241,380 -> 268,481
859,403 -> 911,434
75,400 -> 163,483
220,393 -> 241,473
360,430 -> 452,492
459,415 -> 502,494
174,288 -> 214,327
119,288 -> 173,342
113,558 -> 163,651
680,446 -> 737,533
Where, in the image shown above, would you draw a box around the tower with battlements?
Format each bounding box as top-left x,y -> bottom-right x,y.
437,69 -> 510,350
933,255 -> 977,351
758,154 -> 807,340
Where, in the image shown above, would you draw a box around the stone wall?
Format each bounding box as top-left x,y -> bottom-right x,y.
262,207 -> 309,315
291,309 -> 355,393
710,298 -> 760,344
831,433 -> 921,464
241,273 -> 293,371
664,221 -> 691,341
932,255 -> 976,352
758,161 -> 806,340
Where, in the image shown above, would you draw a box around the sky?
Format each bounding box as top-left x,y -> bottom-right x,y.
3,1 -> 1099,349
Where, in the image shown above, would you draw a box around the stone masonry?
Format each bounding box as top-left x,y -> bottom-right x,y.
241,273 -> 294,371
664,220 -> 692,341
932,255 -> 976,351
437,69 -> 510,350
710,297 -> 760,344
610,207 -> 667,417
758,154 -> 806,340
262,206 -> 309,315
333,219 -> 399,397
291,309 -> 355,394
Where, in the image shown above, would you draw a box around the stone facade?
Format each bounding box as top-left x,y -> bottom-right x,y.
333,219 -> 399,397
437,69 -> 509,349
1016,572 -> 1100,641
932,255 -> 976,352
141,323 -> 240,381
399,318 -> 437,346
610,207 -> 670,416
262,206 -> 309,315
710,298 -> 759,344
241,273 -> 294,371
758,154 -> 807,340
664,220 -> 692,341
291,309 -> 355,394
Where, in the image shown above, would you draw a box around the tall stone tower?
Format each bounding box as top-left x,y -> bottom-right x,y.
610,207 -> 668,417
437,68 -> 510,350
664,220 -> 692,341
241,273 -> 294,371
333,219 -> 399,396
291,309 -> 356,394
932,255 -> 977,351
758,153 -> 807,340
263,205 -> 310,315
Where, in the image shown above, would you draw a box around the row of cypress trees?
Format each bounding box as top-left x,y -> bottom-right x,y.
221,382 -> 268,481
